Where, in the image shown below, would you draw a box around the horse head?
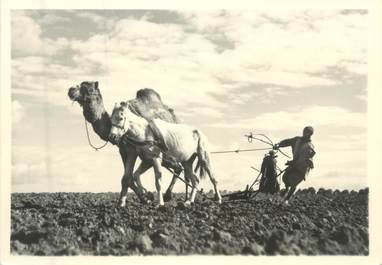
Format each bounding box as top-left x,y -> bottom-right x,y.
109,102 -> 129,144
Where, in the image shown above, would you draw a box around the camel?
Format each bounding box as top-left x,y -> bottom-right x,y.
68,81 -> 185,206
109,101 -> 222,206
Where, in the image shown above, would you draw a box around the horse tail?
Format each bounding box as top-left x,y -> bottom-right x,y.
194,130 -> 211,179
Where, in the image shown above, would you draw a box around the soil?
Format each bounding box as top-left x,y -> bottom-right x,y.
10,188 -> 368,255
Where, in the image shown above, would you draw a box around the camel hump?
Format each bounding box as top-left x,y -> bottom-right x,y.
128,88 -> 180,124
136,88 -> 162,104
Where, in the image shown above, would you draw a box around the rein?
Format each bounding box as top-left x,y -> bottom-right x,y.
245,132 -> 291,159
211,147 -> 272,154
84,118 -> 108,151
110,117 -> 157,148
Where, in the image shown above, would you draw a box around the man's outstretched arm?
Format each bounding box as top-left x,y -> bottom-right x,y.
274,137 -> 299,149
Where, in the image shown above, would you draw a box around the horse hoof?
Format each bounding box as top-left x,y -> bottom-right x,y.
184,200 -> 192,206
141,199 -> 152,205
155,202 -> 165,210
146,192 -> 155,202
214,194 -> 222,202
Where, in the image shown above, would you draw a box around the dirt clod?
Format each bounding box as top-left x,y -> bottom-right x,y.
11,190 -> 368,255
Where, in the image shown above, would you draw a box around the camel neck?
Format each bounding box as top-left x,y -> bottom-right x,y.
83,103 -> 111,142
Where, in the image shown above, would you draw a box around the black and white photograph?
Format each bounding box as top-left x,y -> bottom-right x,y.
1,1 -> 382,263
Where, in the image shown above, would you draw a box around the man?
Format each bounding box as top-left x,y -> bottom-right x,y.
273,126 -> 316,204
259,150 -> 280,194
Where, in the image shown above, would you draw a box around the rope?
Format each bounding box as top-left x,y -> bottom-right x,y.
211,147 -> 272,154
246,132 -> 291,159
84,118 -> 108,151
165,166 -> 210,200
254,133 -> 274,145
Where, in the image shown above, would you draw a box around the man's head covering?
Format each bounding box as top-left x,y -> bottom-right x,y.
269,150 -> 277,157
303,126 -> 314,137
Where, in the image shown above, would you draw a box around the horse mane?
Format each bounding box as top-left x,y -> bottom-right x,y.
127,88 -> 180,123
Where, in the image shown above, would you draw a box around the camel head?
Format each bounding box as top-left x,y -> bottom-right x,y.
68,81 -> 106,123
68,81 -> 102,106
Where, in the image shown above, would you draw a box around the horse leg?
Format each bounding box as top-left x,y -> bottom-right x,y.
188,175 -> 198,204
205,167 -> 222,204
120,149 -> 149,206
152,158 -> 164,206
183,162 -> 199,205
133,160 -> 152,194
185,154 -> 197,202
117,146 -> 128,207
185,179 -> 189,201
118,150 -> 138,207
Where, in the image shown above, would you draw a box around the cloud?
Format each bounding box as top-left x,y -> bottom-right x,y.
179,10 -> 367,78
12,161 -> 47,184
10,10 -> 368,193
37,13 -> 70,25
356,93 -> 367,101
12,145 -> 121,192
177,106 -> 224,120
210,105 -> 366,131
11,10 -> 367,115
67,18 -> 226,109
63,10 -> 367,115
12,100 -> 24,124
76,12 -> 116,30
11,11 -> 69,56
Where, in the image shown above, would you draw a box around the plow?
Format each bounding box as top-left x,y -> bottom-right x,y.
218,133 -> 289,201
221,168 -> 286,201
222,185 -> 258,201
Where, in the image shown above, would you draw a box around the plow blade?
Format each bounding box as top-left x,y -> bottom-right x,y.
222,189 -> 260,201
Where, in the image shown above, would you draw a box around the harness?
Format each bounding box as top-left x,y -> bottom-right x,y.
147,120 -> 169,151
110,102 -> 168,152
118,122 -> 167,151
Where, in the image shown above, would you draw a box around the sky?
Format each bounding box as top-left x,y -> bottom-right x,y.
11,9 -> 367,193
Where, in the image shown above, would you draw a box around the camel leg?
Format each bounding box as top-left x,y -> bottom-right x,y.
164,173 -> 178,202
133,160 -> 152,194
152,158 -> 164,206
163,164 -> 183,202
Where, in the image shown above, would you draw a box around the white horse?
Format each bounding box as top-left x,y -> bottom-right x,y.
109,102 -> 222,206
